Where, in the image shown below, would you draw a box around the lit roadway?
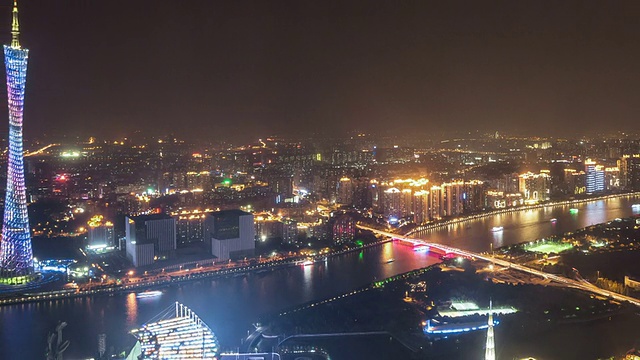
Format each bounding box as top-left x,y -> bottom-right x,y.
23,143 -> 60,157
359,225 -> 640,308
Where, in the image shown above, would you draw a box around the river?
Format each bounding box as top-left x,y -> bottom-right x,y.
415,195 -> 640,252
1,195 -> 639,359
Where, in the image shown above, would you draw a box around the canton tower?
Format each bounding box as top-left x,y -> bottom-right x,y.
0,0 -> 33,282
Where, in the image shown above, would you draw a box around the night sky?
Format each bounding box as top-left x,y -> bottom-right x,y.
5,1 -> 640,141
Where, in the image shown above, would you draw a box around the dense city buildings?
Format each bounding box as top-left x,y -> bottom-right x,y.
1,1 -> 640,359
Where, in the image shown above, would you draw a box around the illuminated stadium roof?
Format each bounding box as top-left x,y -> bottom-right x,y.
439,301 -> 517,318
129,302 -> 219,359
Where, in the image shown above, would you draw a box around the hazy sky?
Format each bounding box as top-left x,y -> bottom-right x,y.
5,0 -> 640,141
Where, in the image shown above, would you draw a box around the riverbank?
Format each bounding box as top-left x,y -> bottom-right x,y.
257,253 -> 639,360
406,191 -> 640,236
0,237 -> 392,306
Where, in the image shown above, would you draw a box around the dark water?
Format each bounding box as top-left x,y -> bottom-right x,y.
2,195 -> 640,359
0,242 -> 440,359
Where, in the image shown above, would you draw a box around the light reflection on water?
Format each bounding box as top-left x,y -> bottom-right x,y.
3,195 -> 640,358
125,292 -> 137,327
416,196 -> 640,252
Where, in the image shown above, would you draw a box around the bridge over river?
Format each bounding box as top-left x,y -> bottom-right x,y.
359,225 -> 640,308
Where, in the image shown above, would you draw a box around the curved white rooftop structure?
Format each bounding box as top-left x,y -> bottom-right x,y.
129,302 -> 219,359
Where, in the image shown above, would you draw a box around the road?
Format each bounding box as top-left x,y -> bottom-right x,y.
359,225 -> 640,308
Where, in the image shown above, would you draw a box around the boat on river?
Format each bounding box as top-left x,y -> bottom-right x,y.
136,290 -> 162,299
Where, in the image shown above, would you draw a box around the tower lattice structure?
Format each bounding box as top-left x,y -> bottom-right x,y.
0,0 -> 33,280
485,300 -> 496,360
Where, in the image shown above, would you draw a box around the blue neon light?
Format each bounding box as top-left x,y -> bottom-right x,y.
0,40 -> 33,277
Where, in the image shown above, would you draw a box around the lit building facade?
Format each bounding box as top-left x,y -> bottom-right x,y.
370,178 -> 483,221
604,167 -> 620,190
413,190 -> 430,224
87,215 -> 115,248
564,169 -> 586,195
429,186 -> 443,220
173,211 -> 206,247
462,180 -> 486,213
619,154 -> 640,191
336,177 -> 354,205
0,1 -> 33,281
442,181 -> 464,217
382,188 -> 402,219
519,172 -> 551,204
584,159 -> 605,194
486,191 -> 523,209
332,215 -> 355,244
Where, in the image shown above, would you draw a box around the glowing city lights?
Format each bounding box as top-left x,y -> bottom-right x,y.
130,302 -> 219,359
0,0 -> 33,280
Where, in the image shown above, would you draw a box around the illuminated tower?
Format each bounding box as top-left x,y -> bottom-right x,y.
0,0 -> 33,282
484,300 -> 496,360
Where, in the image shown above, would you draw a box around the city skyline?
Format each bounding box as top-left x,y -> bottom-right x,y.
1,1 -> 640,359
0,0 -> 638,141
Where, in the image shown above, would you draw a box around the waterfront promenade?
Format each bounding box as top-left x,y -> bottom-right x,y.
0,238 -> 391,306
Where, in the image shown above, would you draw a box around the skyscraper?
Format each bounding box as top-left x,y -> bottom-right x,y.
0,1 -> 33,283
485,300 -> 496,360
585,159 -> 605,194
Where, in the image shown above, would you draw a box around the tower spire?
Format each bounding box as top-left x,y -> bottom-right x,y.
485,299 -> 496,360
0,0 -> 32,282
10,0 -> 19,48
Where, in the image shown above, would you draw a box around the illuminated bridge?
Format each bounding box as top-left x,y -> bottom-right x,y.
359,226 -> 640,308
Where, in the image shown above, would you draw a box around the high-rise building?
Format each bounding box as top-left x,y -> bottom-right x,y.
564,169 -> 586,195
174,212 -> 206,247
584,159 -> 605,194
336,177 -> 354,206
604,167 -> 620,190
619,155 -> 640,191
0,1 -> 34,283
429,186 -> 443,220
125,214 -> 176,267
519,172 -> 551,204
332,215 -> 355,244
413,190 -> 430,224
382,187 -> 402,219
462,180 -> 486,213
442,181 -> 464,217
204,210 -> 255,260
87,215 -> 115,248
